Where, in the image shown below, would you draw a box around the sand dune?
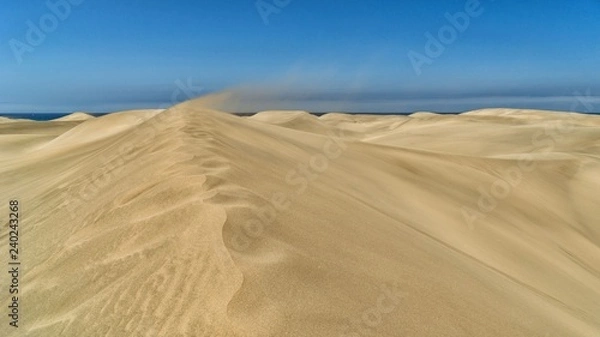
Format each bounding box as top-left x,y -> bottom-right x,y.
53,112 -> 96,122
1,103 -> 599,336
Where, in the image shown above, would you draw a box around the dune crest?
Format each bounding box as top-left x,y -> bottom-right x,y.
1,104 -> 599,336
54,112 -> 96,122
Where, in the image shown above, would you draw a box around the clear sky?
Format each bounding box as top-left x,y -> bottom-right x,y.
1,0 -> 599,113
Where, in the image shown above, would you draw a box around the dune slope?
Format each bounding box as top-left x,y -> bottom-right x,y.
1,104 -> 599,336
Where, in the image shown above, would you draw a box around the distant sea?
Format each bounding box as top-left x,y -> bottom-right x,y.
1,111 -> 598,121
0,113 -> 110,121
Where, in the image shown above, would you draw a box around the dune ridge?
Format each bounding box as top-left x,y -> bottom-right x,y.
1,103 -> 600,336
53,112 -> 96,122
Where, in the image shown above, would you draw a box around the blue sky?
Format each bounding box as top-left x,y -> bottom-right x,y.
1,0 -> 599,113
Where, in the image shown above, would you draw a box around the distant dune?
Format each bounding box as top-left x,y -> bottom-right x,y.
0,116 -> 26,123
53,112 -> 96,121
1,101 -> 600,336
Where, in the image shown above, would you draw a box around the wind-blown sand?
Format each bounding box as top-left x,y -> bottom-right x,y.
1,102 -> 599,336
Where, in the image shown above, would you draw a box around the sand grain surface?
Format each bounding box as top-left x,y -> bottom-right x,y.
1,103 -> 599,336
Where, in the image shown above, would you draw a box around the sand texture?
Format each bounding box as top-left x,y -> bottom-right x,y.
1,102 -> 600,336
